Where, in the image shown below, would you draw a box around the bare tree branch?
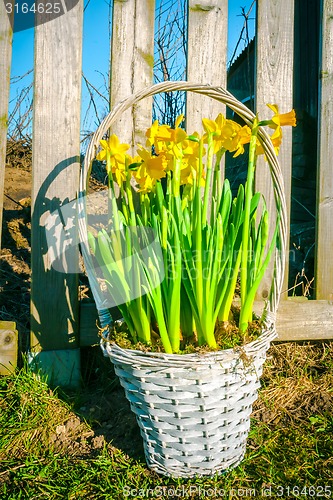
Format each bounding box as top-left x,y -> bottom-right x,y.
228,0 -> 256,68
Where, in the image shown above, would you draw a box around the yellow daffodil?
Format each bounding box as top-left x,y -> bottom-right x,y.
256,134 -> 282,158
146,116 -> 187,154
182,137 -> 200,163
137,148 -> 167,181
96,134 -> 130,167
229,125 -> 252,157
132,163 -> 159,193
145,120 -> 159,145
146,121 -> 171,153
266,104 -> 296,140
202,117 -> 219,134
96,134 -> 131,186
180,163 -> 205,187
112,162 -> 127,186
179,137 -> 205,186
203,114 -> 244,154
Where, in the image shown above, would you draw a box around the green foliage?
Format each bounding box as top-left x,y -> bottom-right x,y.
90,116 -> 281,353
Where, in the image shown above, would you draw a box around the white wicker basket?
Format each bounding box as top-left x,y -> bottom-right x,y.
78,82 -> 287,477
104,318 -> 276,477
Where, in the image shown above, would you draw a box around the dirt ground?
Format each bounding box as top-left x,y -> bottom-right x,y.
1,154 -> 32,352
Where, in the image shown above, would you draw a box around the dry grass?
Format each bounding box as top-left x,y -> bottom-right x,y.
252,343 -> 333,428
5,139 -> 32,171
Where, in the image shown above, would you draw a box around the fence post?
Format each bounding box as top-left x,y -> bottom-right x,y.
110,0 -> 155,150
30,1 -> 83,388
316,0 -> 333,300
255,0 -> 294,301
0,1 -> 14,250
186,0 -> 228,133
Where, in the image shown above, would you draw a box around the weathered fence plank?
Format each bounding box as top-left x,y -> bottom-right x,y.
79,298 -> 333,345
275,298 -> 333,342
255,0 -> 294,301
110,0 -> 155,149
316,0 -> 333,300
186,0 -> 228,132
0,1 -> 14,249
30,1 -> 83,387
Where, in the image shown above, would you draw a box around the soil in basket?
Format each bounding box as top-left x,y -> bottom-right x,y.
105,306 -> 261,355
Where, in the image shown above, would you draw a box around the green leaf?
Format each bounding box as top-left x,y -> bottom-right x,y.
87,231 -> 96,255
231,183 -> 244,233
127,162 -> 143,170
187,134 -> 200,142
218,179 -> 232,235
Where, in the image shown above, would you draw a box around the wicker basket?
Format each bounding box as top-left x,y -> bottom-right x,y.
78,82 -> 287,477
103,319 -> 276,477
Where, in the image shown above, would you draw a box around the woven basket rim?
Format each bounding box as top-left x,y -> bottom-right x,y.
104,317 -> 277,367
78,81 -> 288,316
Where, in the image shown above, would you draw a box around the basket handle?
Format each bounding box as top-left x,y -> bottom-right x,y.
79,81 -> 287,318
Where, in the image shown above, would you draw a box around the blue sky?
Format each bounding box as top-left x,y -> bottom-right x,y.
8,0 -> 255,132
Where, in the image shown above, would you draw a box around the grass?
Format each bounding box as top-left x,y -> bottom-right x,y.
0,343 -> 332,499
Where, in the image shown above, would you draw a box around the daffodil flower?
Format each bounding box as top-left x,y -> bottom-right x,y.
203,114 -> 246,154
145,120 -> 159,145
145,121 -> 171,153
97,134 -> 130,167
96,134 -> 131,187
146,115 -> 187,155
265,104 -> 296,140
180,163 -> 205,186
132,164 -> 156,193
137,147 -> 167,181
112,162 -> 127,186
256,134 -> 282,158
229,125 -> 252,157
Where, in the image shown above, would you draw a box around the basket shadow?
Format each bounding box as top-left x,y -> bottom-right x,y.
76,346 -> 145,462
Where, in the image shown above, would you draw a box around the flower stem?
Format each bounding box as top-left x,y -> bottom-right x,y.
240,119 -> 259,332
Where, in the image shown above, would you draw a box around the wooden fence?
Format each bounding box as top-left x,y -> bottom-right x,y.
0,0 -> 332,386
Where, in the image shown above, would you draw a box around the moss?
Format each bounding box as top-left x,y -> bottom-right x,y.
0,115 -> 8,130
189,3 -> 216,12
137,49 -> 154,70
104,305 -> 262,354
